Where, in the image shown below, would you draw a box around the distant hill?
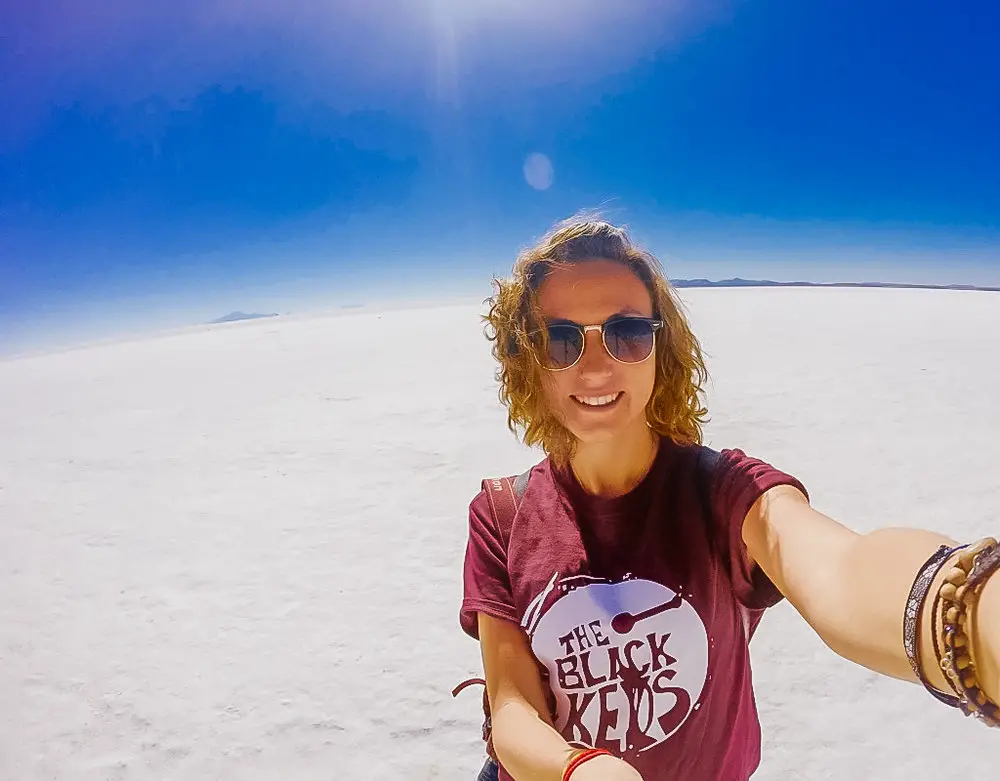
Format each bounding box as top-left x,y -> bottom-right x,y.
669,278 -> 1000,292
209,311 -> 279,324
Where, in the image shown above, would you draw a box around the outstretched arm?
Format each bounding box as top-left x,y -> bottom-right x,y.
741,484 -> 1000,705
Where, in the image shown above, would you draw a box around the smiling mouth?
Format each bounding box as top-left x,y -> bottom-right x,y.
571,392 -> 623,409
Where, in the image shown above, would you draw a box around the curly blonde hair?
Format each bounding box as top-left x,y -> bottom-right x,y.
484,215 -> 710,465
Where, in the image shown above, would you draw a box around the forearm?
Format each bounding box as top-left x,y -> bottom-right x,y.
745,486 -> 999,712
492,707 -> 643,781
491,700 -> 578,781
477,612 -> 621,781
829,527 -> 999,703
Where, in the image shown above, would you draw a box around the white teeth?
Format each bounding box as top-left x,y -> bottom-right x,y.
574,392 -> 621,407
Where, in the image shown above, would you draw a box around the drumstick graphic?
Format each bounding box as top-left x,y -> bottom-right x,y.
610,593 -> 684,634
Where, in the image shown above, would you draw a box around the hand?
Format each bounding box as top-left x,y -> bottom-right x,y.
569,753 -> 643,781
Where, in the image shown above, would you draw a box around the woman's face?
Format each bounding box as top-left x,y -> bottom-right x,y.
534,260 -> 658,448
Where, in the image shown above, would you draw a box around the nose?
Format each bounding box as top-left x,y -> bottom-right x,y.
576,327 -> 614,379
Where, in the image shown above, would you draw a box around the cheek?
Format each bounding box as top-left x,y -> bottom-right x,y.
631,363 -> 657,404
541,372 -> 572,410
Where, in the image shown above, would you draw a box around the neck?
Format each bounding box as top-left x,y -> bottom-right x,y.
569,423 -> 660,498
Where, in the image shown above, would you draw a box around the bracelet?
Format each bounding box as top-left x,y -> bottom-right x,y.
904,543 -> 967,708
934,537 -> 1000,727
562,748 -> 613,781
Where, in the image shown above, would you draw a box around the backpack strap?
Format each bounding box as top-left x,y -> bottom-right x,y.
696,444 -> 755,638
695,444 -> 722,559
695,445 -> 721,522
481,468 -> 532,553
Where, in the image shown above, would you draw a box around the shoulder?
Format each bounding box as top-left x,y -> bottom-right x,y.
672,441 -> 809,523
693,444 -> 808,609
702,445 -> 810,527
467,458 -> 553,517
712,446 -> 807,494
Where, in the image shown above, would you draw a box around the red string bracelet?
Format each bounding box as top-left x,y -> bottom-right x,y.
562,748 -> 613,781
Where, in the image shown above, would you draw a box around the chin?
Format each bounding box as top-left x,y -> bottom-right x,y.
568,426 -> 619,445
563,411 -> 645,446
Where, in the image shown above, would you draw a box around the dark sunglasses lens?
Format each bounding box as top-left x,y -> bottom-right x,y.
542,325 -> 584,369
605,319 -> 656,363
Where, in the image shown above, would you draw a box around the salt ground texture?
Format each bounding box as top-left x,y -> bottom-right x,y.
1,287 -> 998,781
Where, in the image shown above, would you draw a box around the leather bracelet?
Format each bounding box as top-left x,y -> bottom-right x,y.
904,543 -> 967,708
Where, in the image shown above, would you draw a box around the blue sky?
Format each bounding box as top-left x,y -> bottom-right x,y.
2,0 -> 999,353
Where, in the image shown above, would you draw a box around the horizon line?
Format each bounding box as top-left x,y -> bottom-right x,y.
4,278 -> 999,363
667,278 -> 1000,292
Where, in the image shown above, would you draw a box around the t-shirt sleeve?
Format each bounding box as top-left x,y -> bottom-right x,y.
459,488 -> 520,640
710,448 -> 809,611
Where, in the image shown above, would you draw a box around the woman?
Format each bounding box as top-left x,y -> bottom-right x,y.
458,216 -> 999,781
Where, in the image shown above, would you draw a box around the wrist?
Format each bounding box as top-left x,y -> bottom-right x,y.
562,748 -> 611,781
563,751 -> 641,781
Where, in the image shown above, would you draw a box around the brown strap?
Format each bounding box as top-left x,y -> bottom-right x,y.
451,677 -> 486,697
481,470 -> 530,552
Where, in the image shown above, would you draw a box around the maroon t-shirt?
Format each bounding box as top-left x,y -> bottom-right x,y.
460,439 -> 808,781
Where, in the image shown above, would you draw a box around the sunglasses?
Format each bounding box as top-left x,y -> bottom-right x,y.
530,316 -> 664,371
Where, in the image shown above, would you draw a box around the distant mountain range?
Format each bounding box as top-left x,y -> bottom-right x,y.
669,278 -> 1000,292
205,280 -> 998,326
209,311 -> 279,324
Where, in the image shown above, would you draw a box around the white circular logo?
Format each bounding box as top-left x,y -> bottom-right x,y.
529,577 -> 708,757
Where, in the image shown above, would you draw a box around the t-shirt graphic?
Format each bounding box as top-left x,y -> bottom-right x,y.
524,572 -> 709,761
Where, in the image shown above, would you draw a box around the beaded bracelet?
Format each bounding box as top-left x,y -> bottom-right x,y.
934,537 -> 1000,727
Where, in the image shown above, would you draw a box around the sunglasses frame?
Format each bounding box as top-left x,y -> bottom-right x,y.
530,315 -> 665,372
